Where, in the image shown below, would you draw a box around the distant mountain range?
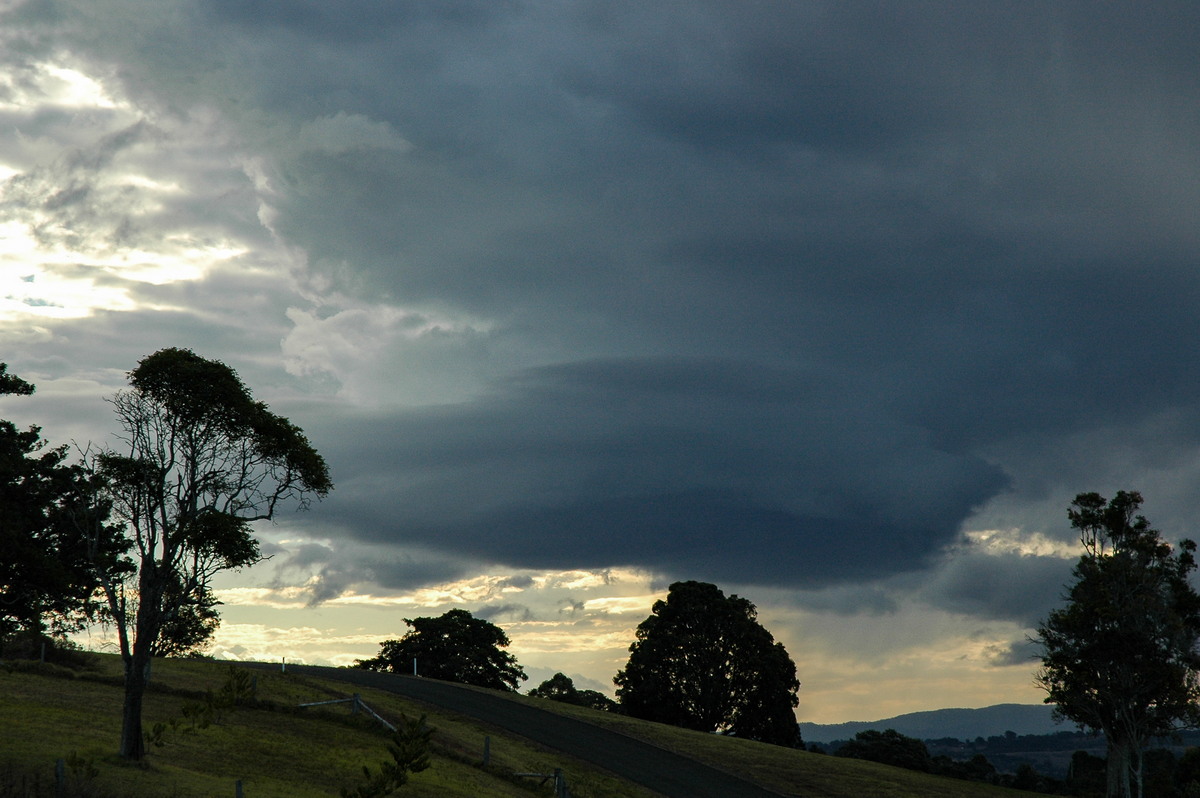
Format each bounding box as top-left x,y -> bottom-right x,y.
799,703 -> 1064,743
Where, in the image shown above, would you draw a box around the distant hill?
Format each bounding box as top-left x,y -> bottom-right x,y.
800,703 -> 1062,743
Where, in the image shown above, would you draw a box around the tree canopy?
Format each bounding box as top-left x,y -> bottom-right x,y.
528,672 -> 618,712
0,363 -> 121,648
614,580 -> 801,746
1035,491 -> 1200,798
356,608 -> 527,692
834,729 -> 933,772
95,348 -> 331,759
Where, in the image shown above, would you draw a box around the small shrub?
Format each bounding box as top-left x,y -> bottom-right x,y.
341,715 -> 433,798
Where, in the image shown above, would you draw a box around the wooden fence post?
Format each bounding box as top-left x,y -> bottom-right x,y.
54,758 -> 65,798
235,779 -> 244,798
482,735 -> 490,766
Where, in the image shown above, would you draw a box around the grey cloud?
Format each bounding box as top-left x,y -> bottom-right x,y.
265,538 -> 469,605
9,0 -> 1200,623
560,600 -> 586,616
475,603 -> 534,624
367,556 -> 469,592
282,542 -> 335,570
988,638 -> 1043,669
311,357 -> 1007,587
793,585 -> 899,618
919,550 -> 1074,627
199,0 -> 510,42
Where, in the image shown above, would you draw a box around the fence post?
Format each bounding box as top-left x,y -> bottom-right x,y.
482,736 -> 490,766
352,693 -> 361,715
235,779 -> 244,798
54,758 -> 65,798
554,767 -> 567,798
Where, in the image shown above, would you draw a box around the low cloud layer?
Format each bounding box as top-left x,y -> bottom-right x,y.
309,357 -> 1008,586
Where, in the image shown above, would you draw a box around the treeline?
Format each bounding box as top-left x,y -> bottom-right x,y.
356,580 -> 805,748
0,351 -> 332,762
820,727 -> 1200,796
5,352 -> 806,757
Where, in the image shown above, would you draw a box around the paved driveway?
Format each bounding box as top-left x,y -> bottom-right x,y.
280,664 -> 788,798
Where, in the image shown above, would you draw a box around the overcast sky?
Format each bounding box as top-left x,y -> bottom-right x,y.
4,0 -> 1200,724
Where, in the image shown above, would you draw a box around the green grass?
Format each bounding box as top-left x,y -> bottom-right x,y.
0,655 -> 651,798
0,654 -> 1053,798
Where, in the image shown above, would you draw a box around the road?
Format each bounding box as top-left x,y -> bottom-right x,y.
277,664 -> 788,798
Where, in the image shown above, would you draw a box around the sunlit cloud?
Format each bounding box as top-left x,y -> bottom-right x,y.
0,59 -> 124,112
215,586 -> 313,610
0,56 -> 275,326
207,623 -> 385,668
963,528 -> 1078,559
580,595 -> 659,615
506,622 -> 639,655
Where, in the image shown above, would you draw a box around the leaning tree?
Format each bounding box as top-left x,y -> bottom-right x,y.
1035,491 -> 1200,798
94,348 -> 331,759
614,580 -> 801,746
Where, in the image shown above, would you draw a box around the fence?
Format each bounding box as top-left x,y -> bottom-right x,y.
483,735 -> 570,798
297,693 -> 397,732
299,702 -> 572,796
514,766 -> 570,798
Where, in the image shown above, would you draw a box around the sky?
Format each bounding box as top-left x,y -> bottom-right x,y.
3,0 -> 1200,725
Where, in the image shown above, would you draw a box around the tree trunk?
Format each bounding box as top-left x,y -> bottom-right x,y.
1106,737 -> 1133,798
118,623 -> 156,760
1131,745 -> 1144,798
119,653 -> 148,759
118,561 -> 165,760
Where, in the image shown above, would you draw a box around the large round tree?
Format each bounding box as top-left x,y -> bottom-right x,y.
356,608 -> 527,691
614,580 -> 801,746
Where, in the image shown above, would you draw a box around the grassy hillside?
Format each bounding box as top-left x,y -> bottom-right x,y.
0,654 -> 1052,798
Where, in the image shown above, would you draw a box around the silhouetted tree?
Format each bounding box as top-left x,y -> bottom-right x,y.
0,364 -> 122,647
614,580 -> 801,746
153,582 -> 221,657
835,729 -> 932,772
1174,746 -> 1200,796
529,672 -> 618,711
357,608 -> 526,691
94,348 -> 331,760
1067,749 -> 1107,797
1035,491 -> 1200,798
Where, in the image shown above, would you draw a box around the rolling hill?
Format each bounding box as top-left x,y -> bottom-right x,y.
1,653 -> 1056,797
800,704 -> 1062,743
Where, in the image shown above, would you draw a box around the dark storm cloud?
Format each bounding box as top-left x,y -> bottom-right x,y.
14,1 -> 1200,606
310,357 -> 1007,586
